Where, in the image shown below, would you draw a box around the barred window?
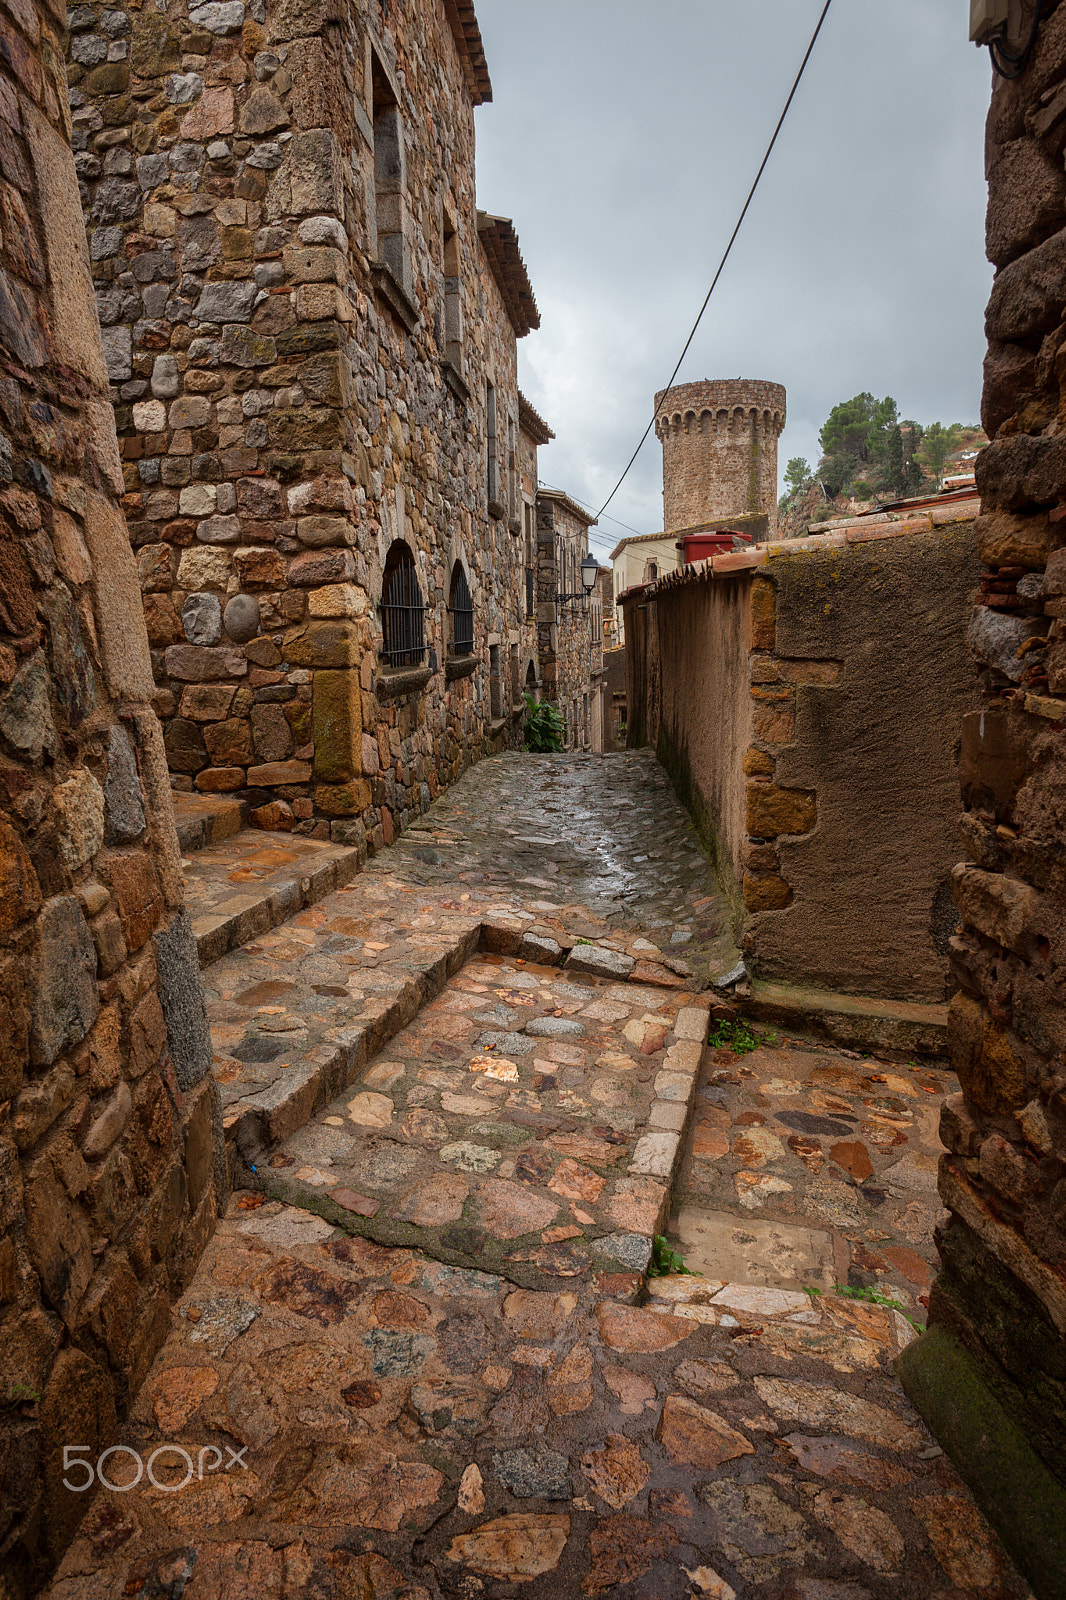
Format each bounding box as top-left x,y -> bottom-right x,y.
448,561 -> 474,655
380,540 -> 426,667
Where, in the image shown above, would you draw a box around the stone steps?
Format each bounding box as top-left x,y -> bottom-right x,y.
179,819 -> 363,966
172,790 -> 248,855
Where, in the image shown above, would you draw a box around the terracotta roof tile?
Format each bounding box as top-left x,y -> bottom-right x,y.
477,212 -> 540,338
519,390 -> 554,445
444,0 -> 492,106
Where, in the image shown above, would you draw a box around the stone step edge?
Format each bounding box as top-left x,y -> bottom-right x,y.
742,979 -> 949,1058
223,916 -> 709,1260
173,793 -> 249,854
190,833 -> 364,967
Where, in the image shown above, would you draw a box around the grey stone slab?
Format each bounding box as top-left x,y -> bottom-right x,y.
154,909 -> 213,1088
32,895 -> 99,1065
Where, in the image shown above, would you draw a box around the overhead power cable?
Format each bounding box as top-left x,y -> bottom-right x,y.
593,0 -> 834,521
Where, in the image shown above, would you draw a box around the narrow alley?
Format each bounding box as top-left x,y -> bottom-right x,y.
45,753 -> 1027,1600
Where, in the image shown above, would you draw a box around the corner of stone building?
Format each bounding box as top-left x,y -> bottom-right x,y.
70,0 -> 543,849
911,4 -> 1066,1581
0,0 -> 222,1591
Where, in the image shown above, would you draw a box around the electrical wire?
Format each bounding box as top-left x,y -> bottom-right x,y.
989,0 -> 1045,79
592,0 -> 833,521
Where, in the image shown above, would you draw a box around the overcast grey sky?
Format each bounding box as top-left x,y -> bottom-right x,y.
472,1 -> 994,556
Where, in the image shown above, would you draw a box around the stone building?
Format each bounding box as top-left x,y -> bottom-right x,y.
654,377 -> 786,542
0,0 -> 223,1588
69,0 -> 545,848
535,487 -> 604,749
897,4 -> 1066,1583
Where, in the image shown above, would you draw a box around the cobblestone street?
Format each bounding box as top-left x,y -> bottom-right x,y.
47,753 -> 1027,1599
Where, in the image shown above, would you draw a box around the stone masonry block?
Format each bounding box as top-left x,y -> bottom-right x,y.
952,863 -> 1045,958
313,668 -> 361,783
948,991 -> 1029,1115
746,782 -> 816,839
31,895 -> 99,1066
282,620 -> 359,669
82,490 -> 155,703
315,780 -> 372,815
153,908 -> 213,1090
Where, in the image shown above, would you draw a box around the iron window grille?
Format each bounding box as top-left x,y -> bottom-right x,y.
380,542 -> 428,667
447,562 -> 474,655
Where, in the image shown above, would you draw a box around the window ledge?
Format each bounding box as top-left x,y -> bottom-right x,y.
376,663 -> 434,698
487,497 -> 506,522
445,653 -> 479,682
488,717 -> 509,736
441,358 -> 469,403
508,516 -> 522,536
370,260 -> 419,333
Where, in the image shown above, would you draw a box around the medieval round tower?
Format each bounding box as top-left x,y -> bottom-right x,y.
654,378 -> 787,539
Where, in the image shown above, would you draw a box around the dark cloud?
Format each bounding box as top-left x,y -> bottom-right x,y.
473,0 -> 994,552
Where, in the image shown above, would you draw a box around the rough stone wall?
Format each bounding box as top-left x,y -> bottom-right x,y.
654,378 -> 786,539
0,0 -> 223,1590
932,0 -> 1066,1487
535,492 -> 597,748
622,507 -> 980,999
70,0 -> 536,850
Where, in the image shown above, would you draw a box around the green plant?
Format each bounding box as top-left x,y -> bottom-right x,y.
647,1235 -> 697,1278
3,1383 -> 40,1411
523,693 -> 564,753
707,1018 -> 762,1055
834,1283 -> 922,1329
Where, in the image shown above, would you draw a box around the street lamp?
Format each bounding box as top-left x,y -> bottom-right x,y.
556,552 -> 600,608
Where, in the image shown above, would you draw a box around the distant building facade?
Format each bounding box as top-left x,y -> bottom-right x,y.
535,489 -> 604,750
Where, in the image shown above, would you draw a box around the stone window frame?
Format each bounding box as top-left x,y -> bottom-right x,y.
447,558 -> 475,657
368,43 -> 418,330
486,380 -> 503,518
442,209 -> 463,375
379,538 -> 428,668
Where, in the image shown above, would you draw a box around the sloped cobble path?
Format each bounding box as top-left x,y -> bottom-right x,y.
45,752 -> 1029,1598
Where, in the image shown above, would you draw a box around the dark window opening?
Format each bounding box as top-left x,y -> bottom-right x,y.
372,56 -> 410,296
489,643 -> 502,719
525,659 -> 538,701
380,540 -> 426,667
486,382 -> 498,508
448,560 -> 474,655
443,218 -> 461,369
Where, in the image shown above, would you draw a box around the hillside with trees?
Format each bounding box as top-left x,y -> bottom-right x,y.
778,393 -> 986,537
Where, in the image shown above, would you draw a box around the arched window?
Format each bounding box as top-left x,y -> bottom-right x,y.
380,540 -> 426,667
525,659 -> 538,702
448,561 -> 474,656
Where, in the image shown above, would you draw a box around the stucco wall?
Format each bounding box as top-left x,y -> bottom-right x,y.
627,574 -> 753,926
750,524 -> 980,1001
623,509 -> 980,1002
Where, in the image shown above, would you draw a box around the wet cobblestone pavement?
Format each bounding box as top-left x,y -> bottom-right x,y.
262,954 -> 709,1286
48,1213 -> 1029,1600
671,1040 -> 957,1319
46,752 -> 1031,1597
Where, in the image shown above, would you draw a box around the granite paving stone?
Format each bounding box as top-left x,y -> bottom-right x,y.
45,1210 -> 1032,1599
43,752 -> 1033,1599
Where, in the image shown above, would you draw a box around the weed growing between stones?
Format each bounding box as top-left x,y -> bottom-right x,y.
522,694 -> 565,752
708,1018 -> 766,1053
648,1235 -> 697,1278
